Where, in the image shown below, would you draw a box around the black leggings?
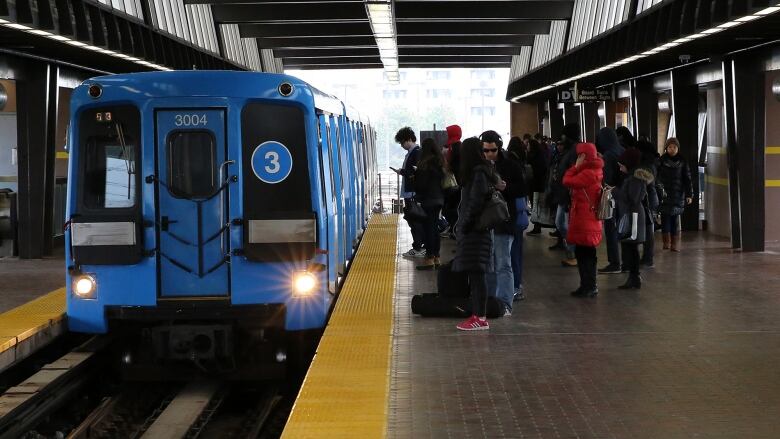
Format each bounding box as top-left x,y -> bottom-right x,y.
421,204 -> 442,258
574,245 -> 597,290
621,242 -> 641,276
469,271 -> 488,317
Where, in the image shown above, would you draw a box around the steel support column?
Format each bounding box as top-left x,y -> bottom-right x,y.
581,102 -> 599,143
730,55 -> 765,251
670,67 -> 700,232
633,77 -> 657,142
548,99 -> 564,141
721,60 -> 742,248
15,59 -> 52,258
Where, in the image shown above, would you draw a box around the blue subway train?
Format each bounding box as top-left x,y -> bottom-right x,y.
64,71 -> 377,374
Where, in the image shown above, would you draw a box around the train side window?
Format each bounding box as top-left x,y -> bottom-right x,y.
83,138 -> 137,209
167,131 -> 217,199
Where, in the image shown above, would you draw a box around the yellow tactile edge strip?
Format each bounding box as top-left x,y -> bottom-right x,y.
0,288 -> 66,353
282,214 -> 399,439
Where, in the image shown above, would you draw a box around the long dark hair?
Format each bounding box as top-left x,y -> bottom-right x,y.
507,136 -> 526,164
459,137 -> 487,185
417,138 -> 444,170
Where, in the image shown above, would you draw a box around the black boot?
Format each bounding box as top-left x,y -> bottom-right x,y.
573,287 -> 598,297
618,274 -> 642,290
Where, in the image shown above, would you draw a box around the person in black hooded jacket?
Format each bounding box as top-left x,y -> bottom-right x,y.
595,127 -> 625,274
454,137 -> 497,331
636,139 -> 661,267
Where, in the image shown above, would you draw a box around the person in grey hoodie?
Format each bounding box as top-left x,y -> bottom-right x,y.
595,127 -> 625,274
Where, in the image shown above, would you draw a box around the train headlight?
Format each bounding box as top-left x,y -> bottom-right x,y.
72,274 -> 97,299
292,272 -> 317,297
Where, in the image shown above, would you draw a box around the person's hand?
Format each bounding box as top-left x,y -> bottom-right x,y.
496,180 -> 507,191
686,197 -> 692,205
575,155 -> 585,167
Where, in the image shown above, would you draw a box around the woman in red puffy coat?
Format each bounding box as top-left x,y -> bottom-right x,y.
563,142 -> 604,298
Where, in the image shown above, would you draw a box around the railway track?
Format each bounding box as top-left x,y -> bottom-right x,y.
0,336 -> 289,439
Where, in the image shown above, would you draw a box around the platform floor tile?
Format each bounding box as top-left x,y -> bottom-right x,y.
388,226 -> 780,439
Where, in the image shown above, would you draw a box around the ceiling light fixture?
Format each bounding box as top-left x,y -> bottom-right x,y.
365,0 -> 399,83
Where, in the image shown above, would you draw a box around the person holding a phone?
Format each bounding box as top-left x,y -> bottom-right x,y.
394,127 -> 426,258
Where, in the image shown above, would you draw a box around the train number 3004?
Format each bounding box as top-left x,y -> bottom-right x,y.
174,114 -> 208,126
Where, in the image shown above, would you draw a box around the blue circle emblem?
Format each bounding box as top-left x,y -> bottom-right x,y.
251,141 -> 293,184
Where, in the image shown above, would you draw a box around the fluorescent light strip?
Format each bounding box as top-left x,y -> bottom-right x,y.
365,0 -> 399,83
514,3 -> 780,100
0,20 -> 171,71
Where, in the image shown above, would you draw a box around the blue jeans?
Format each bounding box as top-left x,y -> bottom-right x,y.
555,205 -> 576,254
511,226 -> 524,290
487,233 -> 514,311
661,214 -> 680,236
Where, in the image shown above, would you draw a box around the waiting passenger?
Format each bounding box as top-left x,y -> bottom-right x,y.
481,130 -> 524,315
614,148 -> 654,289
454,137 -> 496,331
616,126 -> 637,149
393,127 -> 426,258
636,140 -> 661,267
506,136 -> 531,302
657,138 -> 694,252
595,127 -> 625,275
414,138 -> 446,271
527,138 -> 553,236
441,125 -> 463,238
549,123 -> 581,266
563,143 -> 604,298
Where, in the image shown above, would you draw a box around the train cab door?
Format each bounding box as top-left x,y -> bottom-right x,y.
154,109 -> 230,298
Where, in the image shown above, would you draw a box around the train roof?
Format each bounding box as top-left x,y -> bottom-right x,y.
80,70 -> 360,120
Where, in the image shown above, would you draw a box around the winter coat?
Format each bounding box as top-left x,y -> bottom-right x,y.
414,164 -> 445,208
453,164 -> 495,273
549,144 -> 578,207
493,150 -> 527,235
595,127 -> 625,188
562,144 -> 604,247
614,168 -> 655,243
657,154 -> 693,216
399,145 -> 420,195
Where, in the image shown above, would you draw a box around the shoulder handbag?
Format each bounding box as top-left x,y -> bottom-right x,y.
403,198 -> 427,222
441,169 -> 458,190
617,212 -> 639,242
515,196 -> 530,230
476,190 -> 509,231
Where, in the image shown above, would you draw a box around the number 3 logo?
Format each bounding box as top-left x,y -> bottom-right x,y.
264,151 -> 280,174
251,141 -> 293,184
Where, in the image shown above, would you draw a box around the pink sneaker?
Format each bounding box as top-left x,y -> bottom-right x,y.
456,315 -> 489,331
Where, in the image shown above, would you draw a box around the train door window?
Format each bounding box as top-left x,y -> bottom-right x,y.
316,119 -> 328,214
167,131 -> 217,199
324,118 -> 337,197
83,138 -> 137,209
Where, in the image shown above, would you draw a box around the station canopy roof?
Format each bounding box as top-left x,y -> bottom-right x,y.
191,0 -> 575,69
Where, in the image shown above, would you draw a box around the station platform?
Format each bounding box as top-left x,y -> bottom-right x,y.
0,253 -> 66,373
284,214 -> 780,438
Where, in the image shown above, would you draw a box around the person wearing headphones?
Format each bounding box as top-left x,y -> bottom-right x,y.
481,130 -> 524,316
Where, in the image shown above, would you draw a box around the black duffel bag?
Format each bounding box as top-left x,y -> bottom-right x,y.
476,190 -> 509,231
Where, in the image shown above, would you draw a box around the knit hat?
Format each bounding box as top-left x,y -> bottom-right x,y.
576,142 -> 598,161
619,147 -> 642,170
561,123 -> 581,143
446,125 -> 462,145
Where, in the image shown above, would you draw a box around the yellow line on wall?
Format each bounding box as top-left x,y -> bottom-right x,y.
767,147 -> 780,154
705,175 -> 729,186
706,146 -> 726,155
767,180 -> 780,187
56,152 -> 69,159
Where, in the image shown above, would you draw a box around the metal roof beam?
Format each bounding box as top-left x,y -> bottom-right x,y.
238,22 -> 372,38
396,21 -> 552,35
